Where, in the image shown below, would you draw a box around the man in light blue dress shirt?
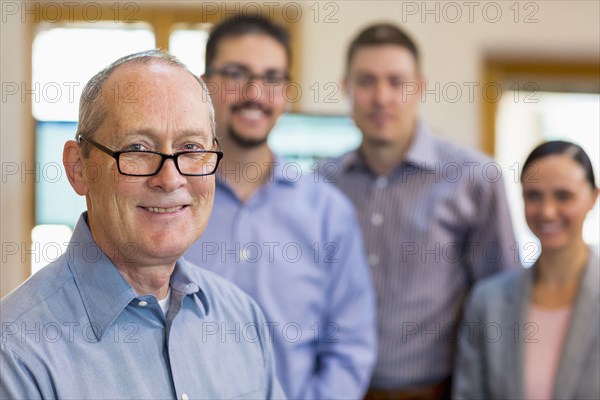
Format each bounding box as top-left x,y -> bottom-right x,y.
184,16 -> 377,399
0,50 -> 284,399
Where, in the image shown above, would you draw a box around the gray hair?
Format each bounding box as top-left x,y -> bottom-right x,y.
76,49 -> 216,157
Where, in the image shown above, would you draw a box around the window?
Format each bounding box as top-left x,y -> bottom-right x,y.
269,113 -> 361,169
33,24 -> 156,121
486,60 -> 600,265
30,10 -> 353,275
32,23 -> 155,274
169,23 -> 211,76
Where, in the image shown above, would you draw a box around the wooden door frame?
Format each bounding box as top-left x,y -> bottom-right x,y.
482,58 -> 600,155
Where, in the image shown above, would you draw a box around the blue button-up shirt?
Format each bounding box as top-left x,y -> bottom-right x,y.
185,157 -> 377,399
1,213 -> 285,399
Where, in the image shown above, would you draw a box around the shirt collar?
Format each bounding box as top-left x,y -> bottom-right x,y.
403,120 -> 439,170
66,213 -> 206,340
339,120 -> 439,173
216,153 -> 298,189
338,149 -> 364,173
170,258 -> 209,315
271,154 -> 301,185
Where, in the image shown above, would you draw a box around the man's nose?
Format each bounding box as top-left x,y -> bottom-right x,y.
148,158 -> 187,192
243,78 -> 266,103
374,82 -> 393,105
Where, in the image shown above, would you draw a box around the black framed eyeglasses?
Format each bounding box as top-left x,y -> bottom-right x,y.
206,64 -> 290,85
77,135 -> 223,177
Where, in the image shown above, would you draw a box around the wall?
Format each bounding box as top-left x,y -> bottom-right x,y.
297,0 -> 600,146
1,7 -> 34,298
1,0 -> 599,297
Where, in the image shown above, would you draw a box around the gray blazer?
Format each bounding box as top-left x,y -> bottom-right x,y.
453,250 -> 599,399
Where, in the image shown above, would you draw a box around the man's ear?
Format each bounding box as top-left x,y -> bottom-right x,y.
342,75 -> 349,97
63,140 -> 89,196
416,74 -> 426,94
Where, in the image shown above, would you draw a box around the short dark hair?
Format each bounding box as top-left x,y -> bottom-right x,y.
346,23 -> 420,72
205,15 -> 291,72
522,140 -> 597,189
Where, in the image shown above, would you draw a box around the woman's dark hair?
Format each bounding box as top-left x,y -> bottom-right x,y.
521,140 -> 597,189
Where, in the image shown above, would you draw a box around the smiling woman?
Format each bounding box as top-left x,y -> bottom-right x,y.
454,140 -> 600,400
495,91 -> 600,266
521,142 -> 598,255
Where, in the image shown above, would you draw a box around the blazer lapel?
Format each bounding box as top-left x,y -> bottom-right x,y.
504,268 -> 533,399
553,250 -> 600,398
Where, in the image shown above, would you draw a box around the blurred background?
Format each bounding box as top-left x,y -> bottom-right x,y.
2,0 -> 599,297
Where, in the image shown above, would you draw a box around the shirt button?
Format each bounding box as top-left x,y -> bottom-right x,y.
181,394 -> 189,400
187,283 -> 197,291
368,254 -> 380,267
240,248 -> 250,262
370,212 -> 383,226
375,176 -> 389,189
138,300 -> 148,307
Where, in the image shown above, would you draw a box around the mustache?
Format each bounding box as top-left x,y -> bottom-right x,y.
368,111 -> 394,118
231,101 -> 273,116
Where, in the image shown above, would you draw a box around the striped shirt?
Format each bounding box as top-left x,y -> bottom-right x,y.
322,121 -> 518,389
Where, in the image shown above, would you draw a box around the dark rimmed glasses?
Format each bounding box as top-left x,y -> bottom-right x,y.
77,135 -> 223,177
205,64 -> 290,86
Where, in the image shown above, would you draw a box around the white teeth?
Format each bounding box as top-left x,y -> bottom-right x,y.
146,206 -> 183,213
238,109 -> 264,121
539,223 -> 562,233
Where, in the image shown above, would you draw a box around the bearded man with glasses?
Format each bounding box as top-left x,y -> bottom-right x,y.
184,15 -> 377,400
0,50 -> 284,399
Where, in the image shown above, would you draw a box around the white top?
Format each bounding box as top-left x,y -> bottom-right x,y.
158,289 -> 171,315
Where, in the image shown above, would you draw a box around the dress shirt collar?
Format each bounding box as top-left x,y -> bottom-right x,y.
216,153 -> 298,189
337,148 -> 364,173
66,213 -> 207,341
403,120 -> 439,170
339,120 -> 439,174
271,153 -> 300,185
171,258 -> 210,315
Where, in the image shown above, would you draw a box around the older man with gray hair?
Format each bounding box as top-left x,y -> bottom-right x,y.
0,50 -> 284,399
